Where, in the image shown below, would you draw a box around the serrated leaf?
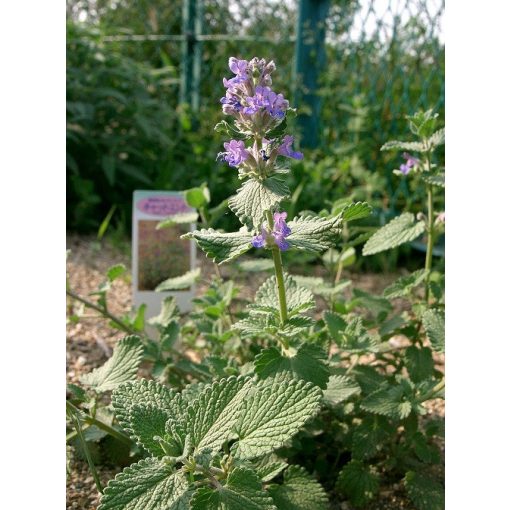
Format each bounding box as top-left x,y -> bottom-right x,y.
380,140 -> 426,152
107,263 -> 126,282
383,269 -> 429,299
182,228 -> 253,264
404,471 -> 444,510
340,202 -> 372,222
190,467 -> 276,510
351,365 -> 388,395
155,268 -> 201,291
254,344 -> 329,389
428,127 -> 445,148
323,312 -> 379,353
80,336 -> 143,392
98,459 -> 191,510
286,215 -> 342,253
322,375 -> 361,407
350,289 -> 392,318
249,273 -> 315,318
252,455 -> 289,483
186,376 -> 252,454
181,382 -> 207,404
228,177 -> 290,230
157,211 -> 199,229
422,309 -> 445,353
232,375 -> 322,459
420,172 -> 445,188
405,346 -> 435,383
336,460 -> 379,508
360,385 -> 413,420
148,296 -> 180,328
128,405 -> 174,456
237,259 -> 274,272
352,417 -> 390,460
362,213 -> 426,256
112,379 -> 185,440
268,466 -> 329,510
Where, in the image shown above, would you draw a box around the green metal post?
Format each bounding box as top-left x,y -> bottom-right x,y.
293,0 -> 330,148
180,0 -> 202,113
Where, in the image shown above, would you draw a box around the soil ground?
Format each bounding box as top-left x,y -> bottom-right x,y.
66,234 -> 444,510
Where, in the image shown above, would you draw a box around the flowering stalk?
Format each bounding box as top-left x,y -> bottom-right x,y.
217,57 -> 303,327
423,146 -> 435,303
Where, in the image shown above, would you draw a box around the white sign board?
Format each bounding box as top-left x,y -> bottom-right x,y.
132,190 -> 196,319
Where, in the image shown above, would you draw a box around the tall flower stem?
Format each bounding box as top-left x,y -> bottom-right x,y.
265,211 -> 288,325
424,174 -> 435,302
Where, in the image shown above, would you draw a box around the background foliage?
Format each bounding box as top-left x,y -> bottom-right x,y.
66,0 -> 444,270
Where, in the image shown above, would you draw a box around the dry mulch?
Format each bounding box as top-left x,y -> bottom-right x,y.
66,234 -> 444,510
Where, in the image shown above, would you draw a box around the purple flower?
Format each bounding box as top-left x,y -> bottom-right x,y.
218,140 -> 250,167
223,57 -> 249,88
399,152 -> 419,175
220,92 -> 243,113
251,211 -> 292,251
277,135 -> 303,160
244,86 -> 269,115
265,89 -> 288,119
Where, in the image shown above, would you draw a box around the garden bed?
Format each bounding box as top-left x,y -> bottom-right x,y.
66,235 -> 444,509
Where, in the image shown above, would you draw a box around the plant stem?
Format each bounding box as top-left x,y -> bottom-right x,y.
424,183 -> 434,303
70,411 -> 104,494
66,290 -> 135,335
419,378 -> 445,402
265,211 -> 288,325
66,400 -> 132,446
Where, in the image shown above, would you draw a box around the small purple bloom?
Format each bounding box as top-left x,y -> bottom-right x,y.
277,135 -> 303,160
244,86 -> 269,115
220,92 -> 243,112
251,227 -> 268,248
252,212 -> 292,251
399,152 -> 419,175
265,89 -> 288,119
223,57 -> 249,88
218,140 -> 250,167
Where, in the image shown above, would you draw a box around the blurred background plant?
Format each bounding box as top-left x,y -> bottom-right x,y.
66,0 -> 444,270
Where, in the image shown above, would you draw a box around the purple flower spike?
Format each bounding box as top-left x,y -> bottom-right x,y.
399,152 -> 419,175
218,140 -> 250,167
278,135 -> 303,160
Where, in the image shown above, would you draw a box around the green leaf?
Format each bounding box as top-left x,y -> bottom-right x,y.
190,467 -> 275,510
155,268 -> 201,291
112,379 -> 184,440
422,309 -> 445,353
420,172 -> 445,188
268,466 -> 329,510
351,365 -> 387,395
287,215 -> 342,253
380,140 -> 426,152
323,312 -> 379,353
350,289 -> 392,318
157,211 -> 199,229
362,213 -> 426,256
405,346 -> 435,383
182,228 -> 253,264
185,187 -> 210,208
98,459 -> 191,510
322,375 -> 361,407
404,471 -> 444,510
148,296 -> 179,328
254,344 -> 329,389
383,269 -> 429,299
186,376 -> 252,455
336,460 -> 379,508
228,177 -> 290,230
252,455 -> 289,483
249,273 -> 315,318
360,385 -> 413,420
428,127 -> 445,148
80,336 -> 143,392
340,201 -> 372,222
237,259 -> 274,272
107,263 -> 126,282
232,374 -> 322,460
128,405 -> 175,456
132,304 -> 146,332
352,417 -> 390,460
